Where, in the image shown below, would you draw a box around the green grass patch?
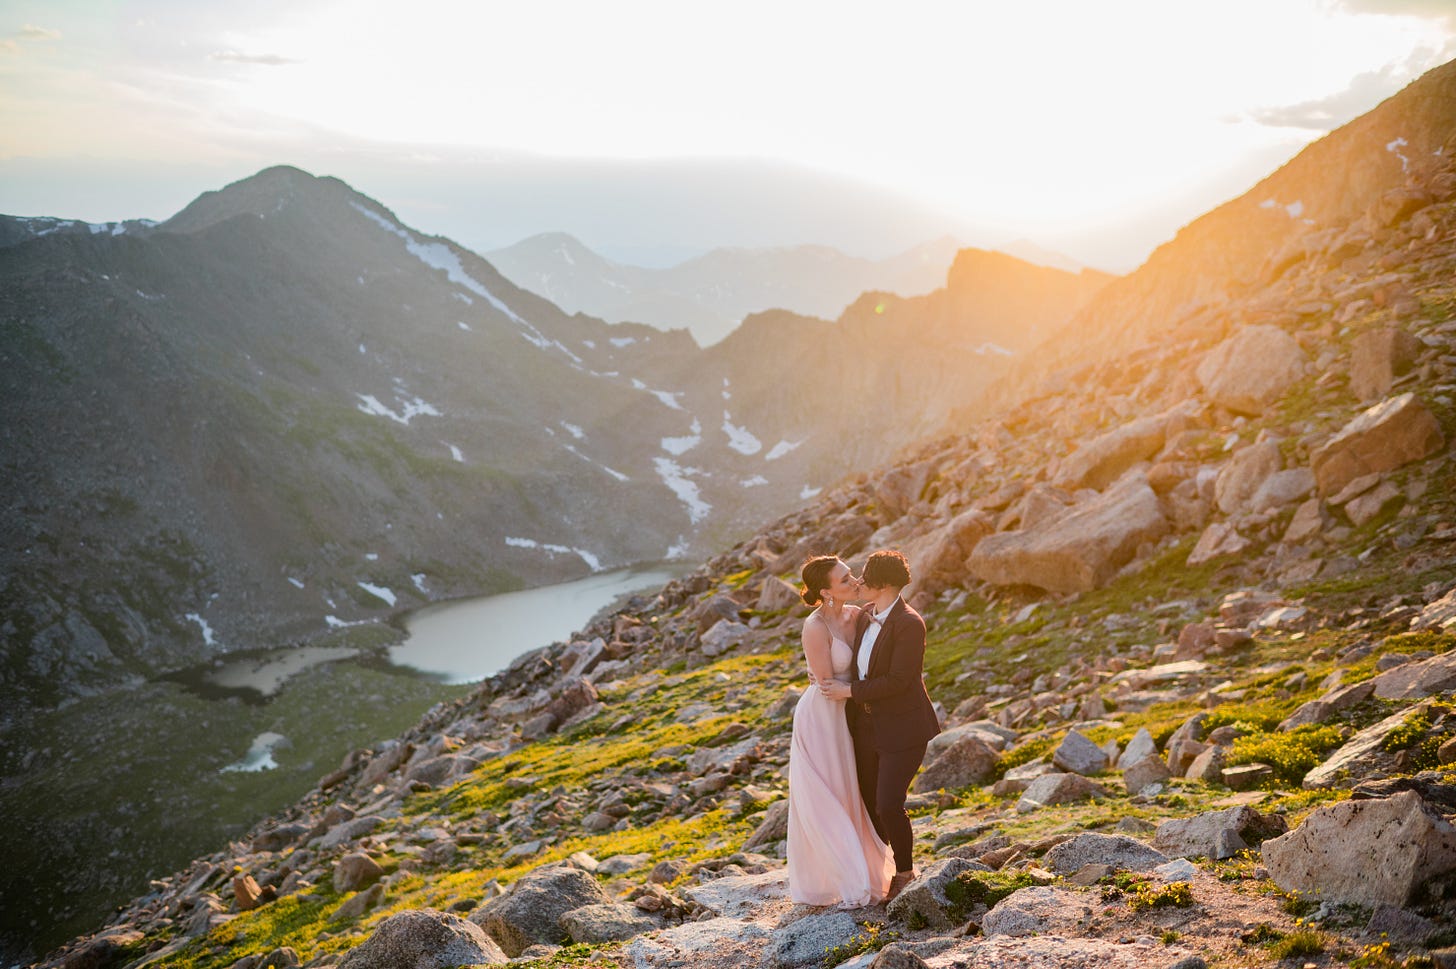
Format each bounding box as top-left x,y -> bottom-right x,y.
1268,929 -> 1326,959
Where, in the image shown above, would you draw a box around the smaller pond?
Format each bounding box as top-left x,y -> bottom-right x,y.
159,645 -> 361,703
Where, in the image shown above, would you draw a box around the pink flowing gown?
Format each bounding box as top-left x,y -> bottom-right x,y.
786,635 -> 894,906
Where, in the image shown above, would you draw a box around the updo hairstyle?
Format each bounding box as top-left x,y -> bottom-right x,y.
799,555 -> 838,607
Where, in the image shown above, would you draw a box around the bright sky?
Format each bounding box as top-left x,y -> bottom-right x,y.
2,0 -> 1454,268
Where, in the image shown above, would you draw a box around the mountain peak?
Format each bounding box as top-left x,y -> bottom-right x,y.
161,165 -> 369,235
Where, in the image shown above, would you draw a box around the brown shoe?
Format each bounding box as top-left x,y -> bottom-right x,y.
885,870 -> 916,903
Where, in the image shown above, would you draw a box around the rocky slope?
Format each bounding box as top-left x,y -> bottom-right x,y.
484,235 -> 977,347
0,169 -> 1106,712
31,59 -> 1456,969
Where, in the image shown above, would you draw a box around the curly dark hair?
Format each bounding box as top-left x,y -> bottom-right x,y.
862,549 -> 911,589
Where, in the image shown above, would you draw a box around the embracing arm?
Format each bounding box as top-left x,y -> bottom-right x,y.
849,613 -> 927,703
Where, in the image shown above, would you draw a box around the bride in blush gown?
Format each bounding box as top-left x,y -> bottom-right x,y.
786,555 -> 894,908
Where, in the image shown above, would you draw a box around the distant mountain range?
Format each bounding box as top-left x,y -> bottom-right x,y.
0,168 -> 1110,709
486,234 -> 1091,347
484,233 -> 960,346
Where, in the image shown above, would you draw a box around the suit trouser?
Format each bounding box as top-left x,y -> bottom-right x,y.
851,728 -> 926,874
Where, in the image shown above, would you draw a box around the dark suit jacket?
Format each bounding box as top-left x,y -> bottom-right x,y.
846,598 -> 940,752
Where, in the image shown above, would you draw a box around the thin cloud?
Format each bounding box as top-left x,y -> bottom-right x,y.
1248,64 -> 1410,130
209,50 -> 300,66
1248,43 -> 1453,131
18,24 -> 62,41
1331,0 -> 1456,26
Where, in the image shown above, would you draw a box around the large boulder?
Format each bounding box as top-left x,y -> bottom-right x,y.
1122,754 -> 1172,795
1280,679 -> 1375,730
699,620 -> 751,658
1016,773 -> 1107,813
470,864 -> 611,956
682,869 -> 788,918
743,799 -> 790,850
1349,326 -> 1423,402
1213,440 -> 1283,516
968,473 -> 1169,594
763,910 -> 860,967
1304,702 -> 1436,789
1371,651 -> 1456,701
1054,407 -> 1191,491
1116,728 -> 1158,768
1043,833 -> 1167,874
886,857 -> 989,930
1195,324 -> 1308,415
982,886 -> 1089,937
1414,585 -> 1456,633
758,576 -> 803,612
1051,730 -> 1108,776
1154,807 -> 1288,861
913,735 -> 1000,793
544,676 -> 599,729
333,853 -> 384,893
1186,521 -> 1252,566
1311,393 -> 1446,496
686,736 -> 760,776
339,909 -> 507,968
875,462 -> 935,520
1249,468 -> 1315,514
1262,791 -> 1456,907
559,903 -> 658,944
896,509 -> 994,588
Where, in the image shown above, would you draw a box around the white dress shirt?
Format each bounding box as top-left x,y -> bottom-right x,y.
856,597 -> 899,680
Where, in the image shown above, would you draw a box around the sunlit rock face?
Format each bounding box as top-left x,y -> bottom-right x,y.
0,166 -> 1106,708
984,57 -> 1456,410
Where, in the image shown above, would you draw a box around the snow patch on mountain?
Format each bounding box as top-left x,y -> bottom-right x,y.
632,378 -> 684,410
765,439 -> 802,461
356,393 -> 441,425
653,458 -> 711,523
358,582 -> 397,606
722,412 -> 762,455
352,202 -> 524,322
185,613 -> 218,647
562,442 -> 629,482
505,536 -> 603,572
662,418 -> 703,456
1387,136 -> 1410,172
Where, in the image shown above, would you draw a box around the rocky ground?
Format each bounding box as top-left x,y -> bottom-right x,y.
30,58 -> 1456,969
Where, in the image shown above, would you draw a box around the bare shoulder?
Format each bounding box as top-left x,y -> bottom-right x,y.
801,613 -> 829,644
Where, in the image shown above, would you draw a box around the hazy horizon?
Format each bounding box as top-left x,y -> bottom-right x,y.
3,2 -> 1454,273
